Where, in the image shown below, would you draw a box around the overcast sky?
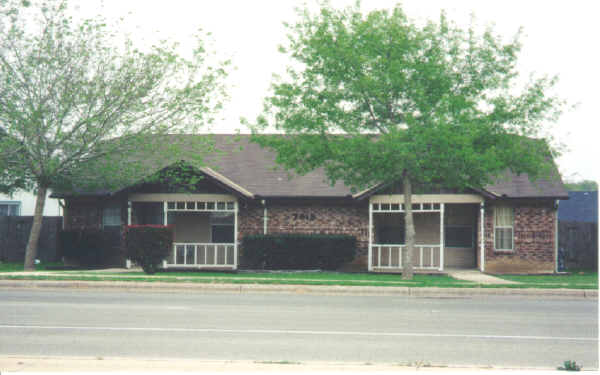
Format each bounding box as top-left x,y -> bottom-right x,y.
77,0 -> 599,182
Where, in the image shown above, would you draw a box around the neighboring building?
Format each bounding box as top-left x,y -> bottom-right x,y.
53,135 -> 568,274
558,191 -> 598,270
0,191 -> 61,217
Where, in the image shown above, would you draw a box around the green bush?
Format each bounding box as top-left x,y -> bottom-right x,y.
126,225 -> 173,274
59,229 -> 112,268
558,360 -> 581,371
242,234 -> 356,270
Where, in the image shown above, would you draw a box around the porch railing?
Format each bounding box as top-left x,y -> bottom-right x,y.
371,244 -> 441,270
166,243 -> 236,268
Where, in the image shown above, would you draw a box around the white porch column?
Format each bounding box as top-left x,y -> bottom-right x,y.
368,202 -> 373,271
262,200 -> 268,235
234,200 -> 239,269
554,200 -> 559,273
127,201 -> 132,225
163,201 -> 168,225
439,203 -> 444,271
480,202 -> 485,272
125,201 -> 132,269
163,201 -> 169,268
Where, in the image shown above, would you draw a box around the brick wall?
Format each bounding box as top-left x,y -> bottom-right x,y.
238,200 -> 369,270
481,200 -> 556,274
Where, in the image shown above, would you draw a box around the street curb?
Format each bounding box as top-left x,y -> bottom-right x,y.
0,279 -> 596,298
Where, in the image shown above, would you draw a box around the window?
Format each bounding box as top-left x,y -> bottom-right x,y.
445,226 -> 473,247
102,206 -> 122,227
494,206 -> 514,251
210,212 -> 234,243
0,202 -> 21,216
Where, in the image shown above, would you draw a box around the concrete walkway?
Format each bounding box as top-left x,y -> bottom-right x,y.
446,269 -> 520,285
0,356 -> 558,372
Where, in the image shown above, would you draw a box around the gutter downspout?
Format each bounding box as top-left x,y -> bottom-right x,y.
480,202 -> 485,272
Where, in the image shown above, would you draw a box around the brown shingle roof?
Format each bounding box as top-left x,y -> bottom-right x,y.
53,134 -> 568,199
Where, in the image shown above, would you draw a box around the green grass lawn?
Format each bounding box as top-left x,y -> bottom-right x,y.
0,262 -> 597,289
497,271 -> 598,289
0,262 -> 64,272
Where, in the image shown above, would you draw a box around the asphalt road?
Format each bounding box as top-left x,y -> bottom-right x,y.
0,288 -> 597,369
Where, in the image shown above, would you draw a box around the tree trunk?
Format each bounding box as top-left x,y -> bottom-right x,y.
402,171 -> 415,280
23,184 -> 48,271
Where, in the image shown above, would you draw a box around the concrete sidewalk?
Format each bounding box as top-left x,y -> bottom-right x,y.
0,355 -> 559,372
446,269 -> 520,284
0,279 -> 596,298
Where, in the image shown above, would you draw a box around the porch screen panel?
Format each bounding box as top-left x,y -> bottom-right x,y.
226,245 -> 235,265
132,202 -> 163,225
210,213 -> 234,243
445,226 -> 473,247
176,245 -> 185,264
374,213 -> 405,244
186,245 -> 195,264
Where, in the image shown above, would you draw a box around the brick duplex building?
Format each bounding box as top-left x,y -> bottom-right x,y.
54,135 -> 568,274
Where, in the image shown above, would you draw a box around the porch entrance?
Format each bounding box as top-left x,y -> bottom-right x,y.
368,194 -> 483,272
129,194 -> 238,270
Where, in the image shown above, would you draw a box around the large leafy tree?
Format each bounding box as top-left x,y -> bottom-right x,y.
0,0 -> 228,270
251,3 -> 564,279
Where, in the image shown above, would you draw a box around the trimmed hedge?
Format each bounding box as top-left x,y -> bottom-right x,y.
126,225 -> 173,274
242,234 -> 356,270
59,229 -> 119,268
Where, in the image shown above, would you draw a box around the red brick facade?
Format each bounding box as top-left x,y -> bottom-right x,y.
478,200 -> 556,274
64,194 -> 558,273
238,200 -> 369,270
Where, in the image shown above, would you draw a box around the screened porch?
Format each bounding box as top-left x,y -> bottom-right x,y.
128,194 -> 238,269
368,195 -> 483,272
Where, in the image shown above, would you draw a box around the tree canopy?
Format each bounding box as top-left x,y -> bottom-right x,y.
564,179 -> 598,191
251,2 -> 565,278
0,0 -> 229,269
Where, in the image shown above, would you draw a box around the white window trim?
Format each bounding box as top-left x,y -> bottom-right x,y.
494,206 -> 514,251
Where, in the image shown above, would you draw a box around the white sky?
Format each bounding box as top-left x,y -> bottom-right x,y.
76,0 -> 599,182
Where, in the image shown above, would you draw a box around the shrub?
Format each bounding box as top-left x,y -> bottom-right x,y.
242,234 -> 356,270
126,225 -> 173,274
59,229 -> 113,268
558,360 -> 581,371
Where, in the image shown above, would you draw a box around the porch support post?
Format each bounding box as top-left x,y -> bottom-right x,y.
127,201 -> 132,226
163,201 -> 169,269
439,203 -> 444,271
125,201 -> 132,269
368,201 -> 373,271
262,200 -> 268,235
554,199 -> 559,273
234,200 -> 239,270
480,202 -> 485,272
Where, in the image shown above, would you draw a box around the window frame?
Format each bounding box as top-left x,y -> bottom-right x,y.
494,206 -> 514,251
0,201 -> 21,216
102,205 -> 122,228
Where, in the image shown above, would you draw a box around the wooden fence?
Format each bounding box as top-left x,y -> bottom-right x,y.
0,216 -> 62,263
559,221 -> 598,270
